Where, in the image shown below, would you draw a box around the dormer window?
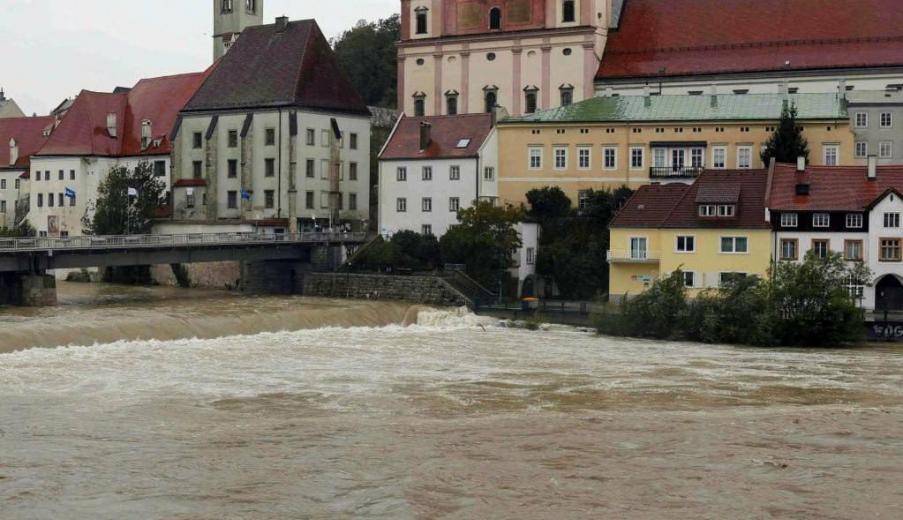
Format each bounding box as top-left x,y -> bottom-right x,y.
717,205 -> 736,217
563,1 -> 576,23
699,205 -> 716,217
222,0 -> 233,13
415,7 -> 428,35
141,120 -> 152,150
489,7 -> 502,30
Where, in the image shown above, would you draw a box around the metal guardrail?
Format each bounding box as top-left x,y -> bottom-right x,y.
0,232 -> 368,253
649,166 -> 704,179
606,250 -> 661,263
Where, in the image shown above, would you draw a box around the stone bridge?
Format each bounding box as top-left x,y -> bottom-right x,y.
0,232 -> 368,306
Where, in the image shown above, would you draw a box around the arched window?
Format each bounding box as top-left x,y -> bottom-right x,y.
485,89 -> 498,113
562,0 -> 576,23
489,7 -> 502,30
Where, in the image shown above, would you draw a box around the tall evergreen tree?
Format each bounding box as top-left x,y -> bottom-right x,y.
761,102 -> 810,165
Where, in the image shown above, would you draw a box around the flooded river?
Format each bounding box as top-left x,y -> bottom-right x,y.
0,283 -> 901,518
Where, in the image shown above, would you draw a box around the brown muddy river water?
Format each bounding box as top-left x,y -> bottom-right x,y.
0,283 -> 901,519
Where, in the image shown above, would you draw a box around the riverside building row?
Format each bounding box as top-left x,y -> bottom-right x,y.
608,160 -> 903,314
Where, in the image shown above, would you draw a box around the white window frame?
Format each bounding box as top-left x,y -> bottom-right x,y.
396,166 -> 407,182
737,146 -> 752,169
879,141 -> 893,159
553,146 -> 568,170
449,197 -> 460,212
450,165 -> 461,181
846,213 -> 863,229
720,236 -> 749,254
602,146 -> 617,170
422,166 -> 433,181
683,271 -> 697,289
880,112 -> 893,128
675,235 -> 696,253
690,148 -> 704,168
629,146 -> 644,170
884,212 -> 901,228
855,141 -> 868,158
717,205 -> 736,217
629,236 -> 648,260
396,198 -> 407,212
813,213 -> 831,228
781,212 -> 798,228
823,144 -> 839,166
854,112 -> 868,129
712,146 -> 727,169
698,204 -> 716,217
577,145 -> 592,170
526,247 -> 536,265
422,197 -> 432,212
483,166 -> 494,180
528,146 -> 543,170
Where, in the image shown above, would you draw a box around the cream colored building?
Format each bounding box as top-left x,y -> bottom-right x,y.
496,92 -> 854,205
0,90 -> 26,119
213,0 -> 263,62
398,0 -> 623,117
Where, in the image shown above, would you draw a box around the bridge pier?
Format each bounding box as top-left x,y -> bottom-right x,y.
0,272 -> 57,307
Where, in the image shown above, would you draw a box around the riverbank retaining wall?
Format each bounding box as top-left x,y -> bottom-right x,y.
302,273 -> 470,307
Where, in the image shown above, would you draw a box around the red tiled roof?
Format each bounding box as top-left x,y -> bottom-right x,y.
184,19 -> 369,115
597,0 -> 903,80
37,70 -> 212,158
611,170 -> 770,229
379,114 -> 493,161
0,116 -> 54,169
769,163 -> 903,211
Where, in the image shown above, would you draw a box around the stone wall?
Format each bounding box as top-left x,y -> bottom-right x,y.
0,273 -> 57,306
302,273 -> 470,307
151,262 -> 242,289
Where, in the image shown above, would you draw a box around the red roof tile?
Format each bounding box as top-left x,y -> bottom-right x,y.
173,179 -> 208,188
0,116 -> 54,169
37,70 -> 211,158
769,163 -> 903,211
598,0 -> 903,80
379,114 -> 494,161
611,170 -> 770,229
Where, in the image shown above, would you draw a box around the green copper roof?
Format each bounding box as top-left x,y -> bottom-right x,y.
502,93 -> 848,124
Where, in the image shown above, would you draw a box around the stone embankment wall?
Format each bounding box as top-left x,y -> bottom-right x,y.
302,273 -> 470,307
150,262 -> 242,289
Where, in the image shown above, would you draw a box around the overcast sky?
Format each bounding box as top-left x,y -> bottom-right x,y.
1,0 -> 398,116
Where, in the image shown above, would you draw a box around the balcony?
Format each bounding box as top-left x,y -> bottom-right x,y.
607,249 -> 660,264
649,166 -> 704,179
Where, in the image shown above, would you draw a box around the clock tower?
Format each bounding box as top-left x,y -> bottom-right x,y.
213,0 -> 264,61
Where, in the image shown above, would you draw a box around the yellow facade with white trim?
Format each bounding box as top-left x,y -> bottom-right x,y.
609,228 -> 773,297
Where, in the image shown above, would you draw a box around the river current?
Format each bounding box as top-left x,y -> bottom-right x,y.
0,283 -> 901,519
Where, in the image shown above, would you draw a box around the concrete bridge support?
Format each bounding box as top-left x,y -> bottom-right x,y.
0,272 -> 57,307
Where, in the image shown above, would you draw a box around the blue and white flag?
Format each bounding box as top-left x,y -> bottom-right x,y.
64,188 -> 76,199
127,187 -> 138,197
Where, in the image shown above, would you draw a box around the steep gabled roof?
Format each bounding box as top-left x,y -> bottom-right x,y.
183,19 -> 369,115
611,170 -> 770,229
597,0 -> 903,81
0,116 -> 54,169
379,114 -> 494,161
769,163 -> 903,211
36,70 -> 211,158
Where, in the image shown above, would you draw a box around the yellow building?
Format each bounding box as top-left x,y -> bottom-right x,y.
607,169 -> 773,298
496,92 -> 853,206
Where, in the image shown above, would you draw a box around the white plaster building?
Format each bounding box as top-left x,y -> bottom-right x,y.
769,160 -> 903,313
170,17 -> 372,233
379,113 -> 497,237
0,116 -> 52,229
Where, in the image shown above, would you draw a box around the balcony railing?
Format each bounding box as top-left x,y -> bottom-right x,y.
649,166 -> 704,179
607,250 -> 660,264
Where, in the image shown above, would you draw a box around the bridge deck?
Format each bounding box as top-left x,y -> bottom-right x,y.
0,232 -> 368,253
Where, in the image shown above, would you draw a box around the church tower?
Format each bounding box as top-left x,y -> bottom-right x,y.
213,0 -> 264,61
398,1 -> 621,116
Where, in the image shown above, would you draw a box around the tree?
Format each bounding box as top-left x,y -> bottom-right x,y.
761,102 -> 810,165
390,230 -> 441,270
332,15 -> 400,108
439,201 -> 524,287
82,162 -> 166,236
526,187 -> 571,222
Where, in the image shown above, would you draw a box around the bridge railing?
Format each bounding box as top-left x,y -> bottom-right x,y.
0,232 -> 368,252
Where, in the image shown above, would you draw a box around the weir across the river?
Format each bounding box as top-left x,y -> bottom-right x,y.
0,231 -> 367,306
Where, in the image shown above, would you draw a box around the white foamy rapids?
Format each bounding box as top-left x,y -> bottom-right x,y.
413,306 -> 498,329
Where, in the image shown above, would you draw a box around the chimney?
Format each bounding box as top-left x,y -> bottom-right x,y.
8,138 -> 17,166
0,88 -> 5,102
106,112 -> 118,138
868,155 -> 878,180
796,156 -> 806,172
709,84 -> 718,108
276,16 -> 289,31
419,121 -> 432,151
643,85 -> 651,107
